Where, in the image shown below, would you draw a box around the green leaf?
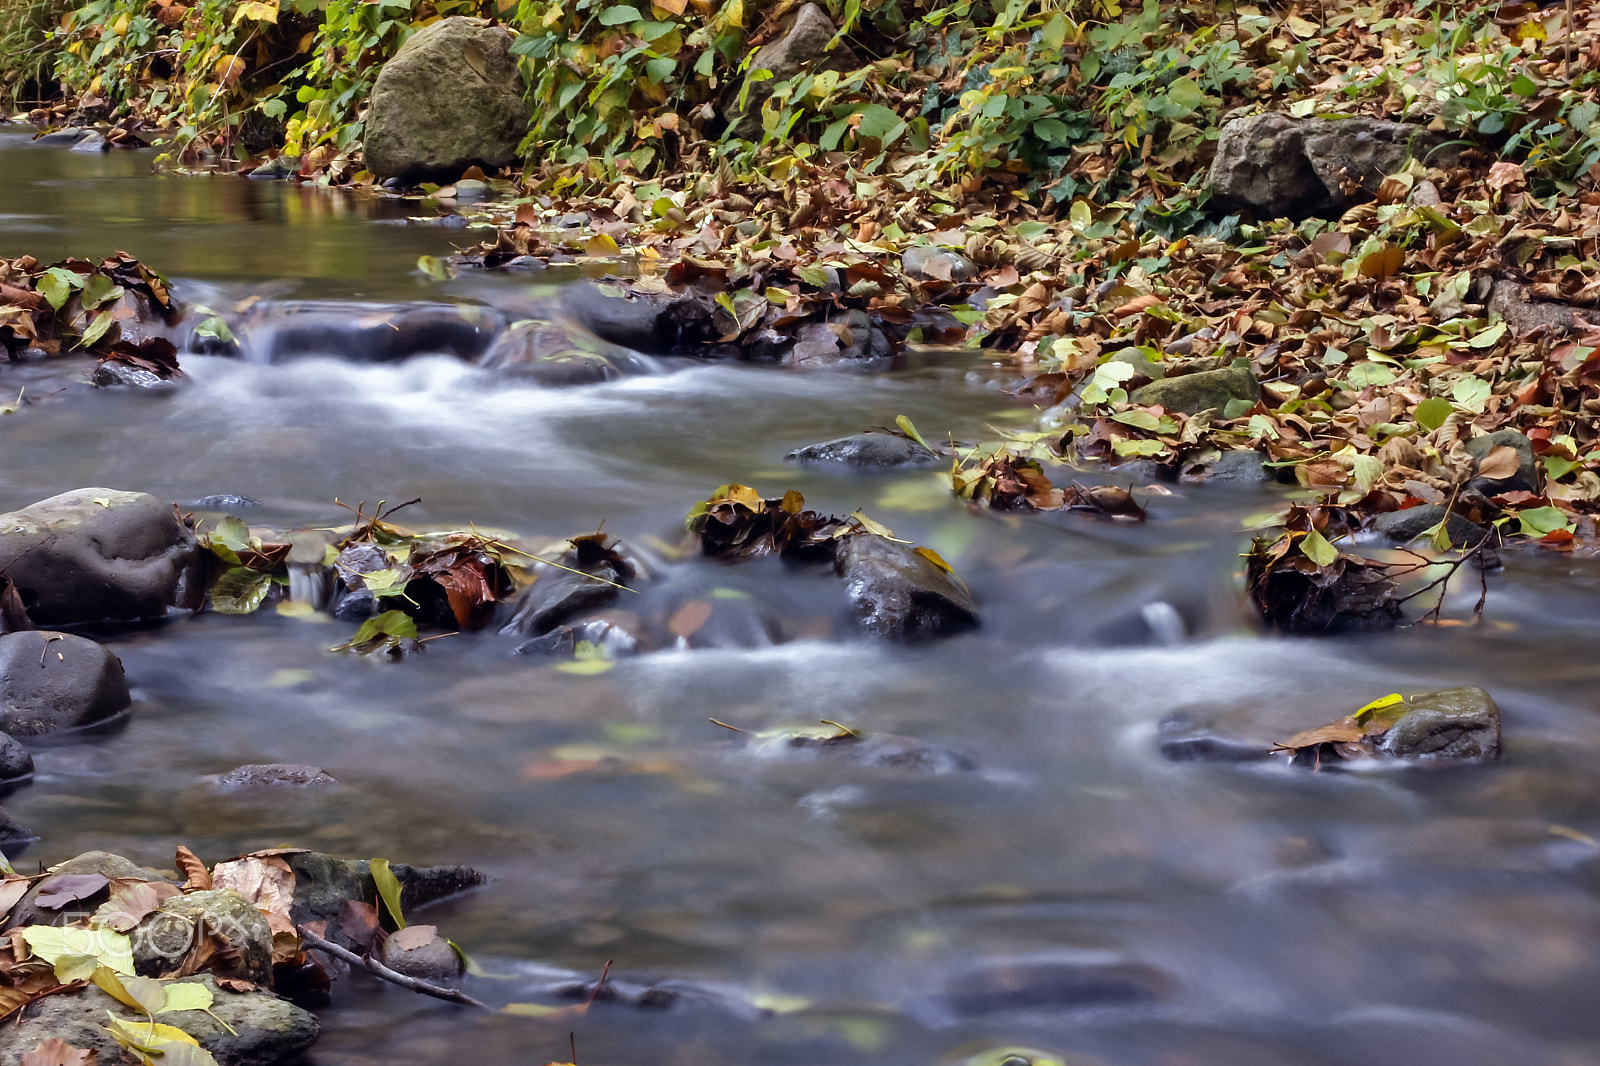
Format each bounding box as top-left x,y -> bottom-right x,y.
1163,76 -> 1206,113
555,658 -> 615,675
155,982 -> 214,1015
895,414 -> 933,452
1414,396 -> 1453,430
357,568 -> 412,599
1451,375 -> 1491,412
1467,321 -> 1507,348
38,267 -> 85,311
369,858 -> 407,929
339,609 -> 417,651
1301,526 -> 1338,567
81,273 -> 122,310
1544,454 -> 1581,480
1517,505 -> 1572,537
1112,410 -> 1162,432
1111,438 -> 1166,456
18,926 -> 135,975
599,5 -> 642,25
210,568 -> 273,615
796,264 -> 833,288
415,255 -> 450,281
1030,118 -> 1072,145
79,309 -> 116,349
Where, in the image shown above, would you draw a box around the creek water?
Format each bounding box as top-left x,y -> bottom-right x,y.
2,128 -> 1600,1066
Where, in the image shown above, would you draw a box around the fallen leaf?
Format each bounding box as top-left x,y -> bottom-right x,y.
174,847 -> 210,891
19,1037 -> 97,1066
1475,445 -> 1521,480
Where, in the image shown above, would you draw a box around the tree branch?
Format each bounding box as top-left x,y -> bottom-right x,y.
298,925 -> 490,1010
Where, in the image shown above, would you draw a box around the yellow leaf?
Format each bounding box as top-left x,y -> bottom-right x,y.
1353,693 -> 1404,722
585,233 -> 620,257
1512,20 -> 1546,42
213,56 -> 247,84
652,0 -> 687,13
231,0 -> 278,24
913,545 -> 954,574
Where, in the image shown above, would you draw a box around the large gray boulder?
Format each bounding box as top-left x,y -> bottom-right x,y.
0,631 -> 130,737
0,975 -> 319,1066
725,4 -> 854,137
363,17 -> 530,182
0,488 -> 201,624
834,535 -> 978,640
1207,113 -> 1446,219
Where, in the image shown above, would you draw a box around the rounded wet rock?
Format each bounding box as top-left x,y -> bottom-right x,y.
477,319 -> 651,385
1379,686 -> 1501,762
0,732 -> 32,787
377,924 -> 464,981
0,631 -> 131,737
787,432 -> 940,470
6,851 -> 173,930
834,534 -> 978,640
215,764 -> 338,791
0,488 -> 203,624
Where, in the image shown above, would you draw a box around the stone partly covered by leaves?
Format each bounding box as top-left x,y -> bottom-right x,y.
1275,687 -> 1502,766
0,254 -> 177,360
1246,504 -> 1402,634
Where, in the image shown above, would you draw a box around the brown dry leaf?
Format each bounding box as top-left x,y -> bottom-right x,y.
1274,715 -> 1366,751
33,875 -> 109,910
20,1037 -> 96,1066
667,600 -> 712,638
1358,242 -> 1404,280
0,878 -> 32,925
1113,294 -> 1165,318
211,855 -> 295,925
175,846 -> 211,890
1487,161 -> 1526,191
337,900 -> 381,952
1475,445 -> 1521,480
386,924 -> 439,952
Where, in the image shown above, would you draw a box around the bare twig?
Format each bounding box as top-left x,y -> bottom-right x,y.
298,925 -> 490,1010
1393,529 -> 1497,625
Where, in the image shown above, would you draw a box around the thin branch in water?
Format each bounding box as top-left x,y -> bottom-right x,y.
583,959 -> 613,1010
298,924 -> 491,1010
1393,529 -> 1497,625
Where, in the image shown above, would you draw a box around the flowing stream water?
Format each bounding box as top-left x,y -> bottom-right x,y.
3,128 -> 1600,1066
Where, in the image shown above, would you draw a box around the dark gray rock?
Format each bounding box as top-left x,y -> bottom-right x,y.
834,534 -> 979,640
1207,112 -> 1449,219
377,926 -> 464,981
1178,449 -> 1268,484
0,810 -> 35,849
1465,428 -> 1539,495
243,300 -> 504,363
477,320 -> 651,384
514,619 -> 638,658
1158,731 -> 1272,764
6,851 -> 173,930
284,851 -> 485,945
560,284 -> 716,355
725,4 -> 852,137
931,956 -> 1167,1018
91,360 -> 174,390
1130,365 -> 1259,415
363,17 -> 530,182
188,494 -> 262,511
248,154 -> 300,180
136,889 -> 273,985
0,974 -> 319,1066
1378,685 -> 1501,761
787,432 -> 939,469
68,130 -> 109,153
216,764 -> 338,790
0,488 -> 202,624
1488,279 -> 1600,336
901,246 -> 977,282
500,555 -> 630,638
1370,505 -> 1493,547
0,733 -> 32,786
31,128 -> 89,147
0,631 -> 130,737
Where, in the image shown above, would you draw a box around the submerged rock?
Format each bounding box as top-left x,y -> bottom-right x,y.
0,974 -> 319,1066
477,320 -> 651,385
363,17 -> 530,182
930,955 -> 1168,1018
248,154 -> 300,180
215,764 -> 338,790
68,130 -> 109,153
787,432 -> 940,469
0,488 -> 202,624
834,534 -> 979,639
242,301 -> 504,363
560,284 -> 716,355
0,631 -> 131,737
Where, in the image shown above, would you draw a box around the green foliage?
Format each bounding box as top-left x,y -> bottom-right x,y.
0,0 -> 69,106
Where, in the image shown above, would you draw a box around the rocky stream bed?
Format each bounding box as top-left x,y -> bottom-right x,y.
1,127 -> 1600,1066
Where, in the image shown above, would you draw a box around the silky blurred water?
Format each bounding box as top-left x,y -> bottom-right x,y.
2,127 -> 1600,1066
